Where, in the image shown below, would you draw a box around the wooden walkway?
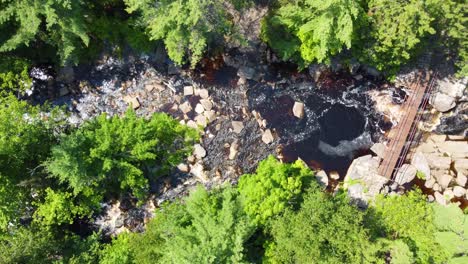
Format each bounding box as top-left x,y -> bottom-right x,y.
378,71 -> 436,179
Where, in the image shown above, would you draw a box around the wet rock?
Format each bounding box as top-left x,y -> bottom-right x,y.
453,186 -> 466,197
231,121 -> 244,133
262,129 -> 274,144
394,164 -> 417,185
200,99 -> 213,111
315,170 -> 329,187
308,64 -> 327,82
184,86 -> 194,96
195,103 -> 205,114
179,102 -> 192,114
411,152 -> 431,180
293,102 -> 304,118
193,144 -> 207,159
434,191 -> 447,206
370,142 -> 387,159
430,92 -> 456,112
329,171 -> 340,180
237,66 -> 256,80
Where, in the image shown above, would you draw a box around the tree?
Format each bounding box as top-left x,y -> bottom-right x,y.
100,186 -> 256,263
0,95 -> 62,232
46,110 -> 198,203
368,190 -> 447,263
362,0 -> 436,74
238,155 -> 313,224
0,56 -> 31,95
124,0 -> 243,67
261,0 -> 365,67
265,187 -> 378,263
0,0 -> 89,64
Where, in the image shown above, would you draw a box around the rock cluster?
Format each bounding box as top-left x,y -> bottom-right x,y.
430,77 -> 467,113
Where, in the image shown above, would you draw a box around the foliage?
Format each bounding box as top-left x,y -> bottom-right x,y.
369,190 -> 447,263
261,0 -> 365,67
0,56 -> 31,95
361,0 -> 436,75
46,110 -> 198,202
100,186 -> 256,263
0,95 -> 62,232
0,0 -> 89,64
124,0 -> 243,67
432,203 -> 468,260
416,171 -> 426,180
265,187 -> 378,263
238,155 -> 313,224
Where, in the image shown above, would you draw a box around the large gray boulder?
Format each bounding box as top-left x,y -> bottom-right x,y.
431,92 -> 456,112
394,164 -> 417,185
411,152 -> 431,180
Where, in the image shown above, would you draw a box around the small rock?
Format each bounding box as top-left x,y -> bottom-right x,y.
195,104 -> 205,114
179,102 -> 192,114
123,95 -> 140,109
203,110 -> 216,123
329,171 -> 340,180
456,173 -> 467,187
237,66 -> 256,80
434,192 -> 447,205
354,74 -> 363,81
187,155 -> 195,163
443,189 -> 455,201
193,144 -> 206,159
315,170 -> 329,187
198,89 -> 209,99
262,129 -> 274,144
145,84 -> 155,92
394,164 -> 417,185
190,163 -> 208,182
411,152 -> 431,180
200,99 -> 213,111
453,186 -> 466,197
427,195 -> 435,202
184,86 -> 194,96
229,140 -> 239,160
237,77 -> 247,86
231,121 -> 244,133
427,134 -> 447,143
292,102 -> 304,118
177,163 -> 189,173
433,183 -> 441,192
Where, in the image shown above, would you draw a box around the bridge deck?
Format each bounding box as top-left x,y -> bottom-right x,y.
378,72 -> 432,179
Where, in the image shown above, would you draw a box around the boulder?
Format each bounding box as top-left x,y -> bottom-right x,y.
123,95 -> 140,109
430,92 -> 456,112
434,174 -> 453,190
190,163 -> 208,182
427,134 -> 447,143
424,178 -> 436,189
437,77 -> 467,99
193,144 -> 206,159
262,129 -> 274,144
198,89 -> 209,99
200,99 -> 213,111
231,121 -> 244,134
179,101 -> 192,114
194,115 -> 208,128
411,152 -> 431,180
394,164 -> 417,185
177,163 -> 189,173
315,170 -> 329,187
454,159 -> 468,175
186,120 -> 198,129
443,189 -> 455,201
433,183 -> 442,192
456,172 -> 467,187
292,102 -> 305,118
427,195 -> 435,203
237,66 -> 256,80
195,104 -> 205,114
229,140 -> 239,160
424,153 -> 451,171
436,141 -> 468,158
183,86 -> 194,96
453,186 -> 466,197
371,142 -> 387,159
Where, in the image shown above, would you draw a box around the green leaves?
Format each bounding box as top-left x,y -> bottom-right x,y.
238,155 -> 313,224
262,0 -> 365,67
46,109 -> 199,202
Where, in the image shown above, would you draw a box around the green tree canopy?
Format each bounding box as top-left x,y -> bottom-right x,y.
46,110 -> 198,203
0,0 -> 90,64
124,0 -> 243,67
265,187 -> 378,263
238,155 -> 313,225
261,0 -> 365,67
100,186 -> 256,263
